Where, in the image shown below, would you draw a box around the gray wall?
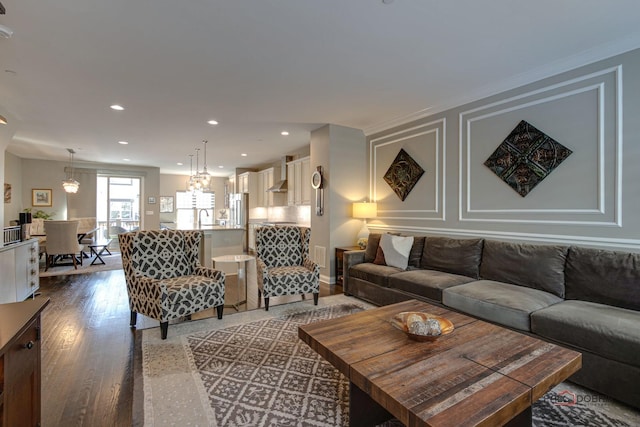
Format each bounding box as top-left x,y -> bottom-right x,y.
3,156 -> 161,231
367,47 -> 640,251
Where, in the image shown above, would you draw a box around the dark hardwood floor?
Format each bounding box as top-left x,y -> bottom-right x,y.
37,265 -> 342,426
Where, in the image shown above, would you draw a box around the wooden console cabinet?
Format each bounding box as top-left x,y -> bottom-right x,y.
0,298 -> 49,427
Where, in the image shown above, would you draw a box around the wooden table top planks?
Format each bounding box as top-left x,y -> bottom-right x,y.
299,299 -> 582,427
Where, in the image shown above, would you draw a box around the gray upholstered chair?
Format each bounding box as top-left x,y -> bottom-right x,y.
255,225 -> 319,310
43,220 -> 84,271
119,229 -> 225,339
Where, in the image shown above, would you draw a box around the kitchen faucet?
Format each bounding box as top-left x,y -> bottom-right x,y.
198,209 -> 210,227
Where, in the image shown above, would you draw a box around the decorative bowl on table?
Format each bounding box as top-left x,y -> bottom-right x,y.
390,311 -> 454,342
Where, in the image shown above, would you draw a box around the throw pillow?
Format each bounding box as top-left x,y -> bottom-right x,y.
380,233 -> 414,270
373,246 -> 386,265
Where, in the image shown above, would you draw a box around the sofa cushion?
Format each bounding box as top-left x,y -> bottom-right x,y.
406,236 -> 425,268
364,233 -> 382,263
565,246 -> 640,311
388,269 -> 477,303
349,263 -> 403,288
531,300 -> 640,368
421,237 -> 484,279
380,234 -> 414,270
442,280 -> 563,331
480,240 -> 568,298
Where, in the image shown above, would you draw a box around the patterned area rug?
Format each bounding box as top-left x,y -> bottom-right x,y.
136,295 -> 640,426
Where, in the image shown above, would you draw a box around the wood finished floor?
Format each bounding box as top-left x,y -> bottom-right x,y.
38,265 -> 342,426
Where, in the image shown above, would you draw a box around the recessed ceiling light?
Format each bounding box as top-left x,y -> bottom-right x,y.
123,158 -> 130,161
118,141 -> 129,145
207,120 -> 219,125
281,131 -> 289,136
110,104 -> 124,111
218,165 -> 224,168
241,153 -> 247,157
177,162 -> 183,166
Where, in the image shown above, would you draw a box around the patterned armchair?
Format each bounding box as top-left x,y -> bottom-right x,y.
119,230 -> 225,339
255,226 -> 320,310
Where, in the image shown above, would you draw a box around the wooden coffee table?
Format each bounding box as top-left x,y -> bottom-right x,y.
299,299 -> 581,427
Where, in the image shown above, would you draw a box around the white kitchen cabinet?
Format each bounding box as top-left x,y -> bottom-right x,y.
0,249 -> 16,303
258,167 -> 285,207
286,156 -> 311,206
237,171 -> 259,208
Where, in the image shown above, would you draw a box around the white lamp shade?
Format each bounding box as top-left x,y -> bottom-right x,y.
352,202 -> 377,219
62,178 -> 80,193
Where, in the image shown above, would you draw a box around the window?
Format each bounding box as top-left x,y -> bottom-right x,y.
176,191 -> 215,225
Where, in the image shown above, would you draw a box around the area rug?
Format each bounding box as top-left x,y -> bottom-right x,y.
39,253 -> 122,277
135,295 -> 640,427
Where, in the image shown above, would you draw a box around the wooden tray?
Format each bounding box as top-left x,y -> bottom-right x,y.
390,311 -> 455,342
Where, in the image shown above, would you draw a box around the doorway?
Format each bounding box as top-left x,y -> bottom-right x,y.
97,176 -> 141,245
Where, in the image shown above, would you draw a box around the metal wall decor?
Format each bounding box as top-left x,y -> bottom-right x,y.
383,148 -> 425,201
484,120 -> 573,197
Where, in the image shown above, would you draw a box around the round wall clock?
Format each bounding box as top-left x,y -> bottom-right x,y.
311,169 -> 323,189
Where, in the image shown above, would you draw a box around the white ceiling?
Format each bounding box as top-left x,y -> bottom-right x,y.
1,0 -> 640,176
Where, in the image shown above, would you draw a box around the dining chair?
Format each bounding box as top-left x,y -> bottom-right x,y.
43,220 -> 84,271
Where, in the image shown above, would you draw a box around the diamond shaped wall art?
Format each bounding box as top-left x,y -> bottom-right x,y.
383,148 -> 425,201
484,120 -> 573,197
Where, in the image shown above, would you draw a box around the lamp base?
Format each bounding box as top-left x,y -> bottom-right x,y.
357,237 -> 368,249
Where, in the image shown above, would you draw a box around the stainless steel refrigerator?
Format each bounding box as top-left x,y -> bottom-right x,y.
227,193 -> 249,252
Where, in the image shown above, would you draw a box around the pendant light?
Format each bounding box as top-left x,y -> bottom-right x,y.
62,148 -> 80,193
186,154 -> 196,192
199,140 -> 211,190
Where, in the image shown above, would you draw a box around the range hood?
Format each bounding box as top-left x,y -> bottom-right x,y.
267,156 -> 293,192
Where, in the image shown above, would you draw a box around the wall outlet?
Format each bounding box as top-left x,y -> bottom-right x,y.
146,210 -> 154,215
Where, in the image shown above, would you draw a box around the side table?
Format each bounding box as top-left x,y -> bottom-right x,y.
212,254 -> 255,311
335,246 -> 362,286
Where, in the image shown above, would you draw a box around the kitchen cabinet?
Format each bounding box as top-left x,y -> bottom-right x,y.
237,172 -> 258,209
258,167 -> 285,207
0,297 -> 50,427
287,156 -> 311,206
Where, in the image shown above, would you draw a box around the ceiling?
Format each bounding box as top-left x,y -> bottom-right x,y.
1,1 -> 640,176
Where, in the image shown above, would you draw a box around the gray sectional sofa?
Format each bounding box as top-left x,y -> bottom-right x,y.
343,233 -> 640,409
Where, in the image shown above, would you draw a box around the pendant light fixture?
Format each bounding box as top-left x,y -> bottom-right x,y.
199,140 -> 211,190
185,141 -> 212,193
186,154 -> 196,192
62,148 -> 80,193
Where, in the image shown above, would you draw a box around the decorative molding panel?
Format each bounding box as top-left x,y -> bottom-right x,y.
370,119 -> 446,222
458,65 -> 622,226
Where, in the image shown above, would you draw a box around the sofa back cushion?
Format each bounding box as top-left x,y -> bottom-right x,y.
364,233 -> 382,263
406,236 -> 425,268
480,240 -> 568,297
565,246 -> 640,311
421,237 -> 484,279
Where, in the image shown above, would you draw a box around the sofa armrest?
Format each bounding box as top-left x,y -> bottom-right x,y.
343,249 -> 365,294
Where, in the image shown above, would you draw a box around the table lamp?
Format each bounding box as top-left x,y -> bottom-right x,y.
353,201 -> 377,249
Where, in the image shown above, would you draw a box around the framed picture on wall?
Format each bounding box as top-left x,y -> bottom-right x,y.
32,189 -> 52,207
159,196 -> 174,213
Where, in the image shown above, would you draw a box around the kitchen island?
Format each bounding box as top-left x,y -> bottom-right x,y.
162,223 -> 246,274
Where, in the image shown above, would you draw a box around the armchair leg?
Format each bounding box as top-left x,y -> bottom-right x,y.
130,311 -> 137,327
216,305 -> 223,319
264,297 -> 270,311
160,322 -> 168,340
313,293 -> 319,305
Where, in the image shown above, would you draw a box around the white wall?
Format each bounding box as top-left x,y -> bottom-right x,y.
3,151 -> 23,225
367,47 -> 640,251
